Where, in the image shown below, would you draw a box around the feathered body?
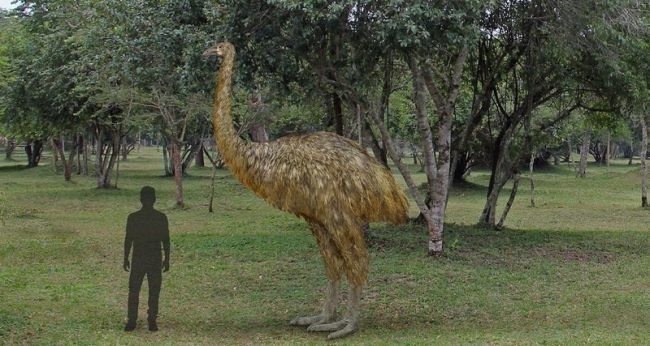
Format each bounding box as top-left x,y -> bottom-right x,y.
206,42 -> 407,338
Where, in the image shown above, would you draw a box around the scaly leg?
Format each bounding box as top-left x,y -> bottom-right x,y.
289,279 -> 340,326
307,284 -> 361,339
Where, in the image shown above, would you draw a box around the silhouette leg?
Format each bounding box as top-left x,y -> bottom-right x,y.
147,267 -> 162,331
126,267 -> 145,329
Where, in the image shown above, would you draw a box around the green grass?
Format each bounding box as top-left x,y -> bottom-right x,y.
1,147 -> 649,345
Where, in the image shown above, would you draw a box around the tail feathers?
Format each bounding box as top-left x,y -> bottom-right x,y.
366,172 -> 409,225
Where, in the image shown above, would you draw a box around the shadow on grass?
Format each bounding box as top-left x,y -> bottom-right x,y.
0,165 -> 30,172
367,222 -> 648,264
449,179 -> 487,193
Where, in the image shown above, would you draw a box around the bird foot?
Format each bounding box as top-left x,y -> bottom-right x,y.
306,318 -> 348,332
289,313 -> 332,327
325,319 -> 357,339
305,318 -> 357,339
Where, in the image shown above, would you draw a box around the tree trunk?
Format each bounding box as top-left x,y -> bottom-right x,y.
452,152 -> 470,183
95,128 -> 120,188
82,134 -> 89,175
25,140 -> 43,168
332,93 -> 344,136
53,137 -> 72,181
64,138 -> 75,181
577,130 -> 590,178
606,131 -> 611,167
209,163 -> 217,213
76,135 -> 82,175
250,124 -> 269,143
567,138 -> 574,168
364,122 -> 388,167
641,117 -> 648,208
95,130 -> 104,182
162,138 -> 172,176
356,104 -> 362,145
249,90 -> 269,143
529,152 -> 536,207
50,138 -> 59,173
170,140 -> 184,207
497,172 -> 520,229
5,138 -> 16,160
121,137 -> 128,160
479,123 -> 516,227
195,141 -> 205,167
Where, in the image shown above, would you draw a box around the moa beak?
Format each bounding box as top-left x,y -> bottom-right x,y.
202,46 -> 220,58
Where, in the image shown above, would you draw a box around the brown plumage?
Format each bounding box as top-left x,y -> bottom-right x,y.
204,42 -> 408,339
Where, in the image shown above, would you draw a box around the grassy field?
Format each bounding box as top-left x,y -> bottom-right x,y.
1,146 -> 649,345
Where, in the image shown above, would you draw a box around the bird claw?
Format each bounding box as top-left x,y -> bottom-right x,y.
326,321 -> 357,339
289,314 -> 327,326
306,319 -> 348,332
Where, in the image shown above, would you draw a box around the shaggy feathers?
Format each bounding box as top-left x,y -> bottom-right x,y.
208,42 -> 408,286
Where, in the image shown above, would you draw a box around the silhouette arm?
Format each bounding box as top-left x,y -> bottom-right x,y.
124,215 -> 133,271
162,215 -> 170,271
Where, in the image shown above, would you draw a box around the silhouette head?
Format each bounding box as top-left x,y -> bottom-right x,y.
203,42 -> 234,58
140,186 -> 156,208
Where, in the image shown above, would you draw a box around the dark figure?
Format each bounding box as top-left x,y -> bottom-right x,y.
123,186 -> 170,332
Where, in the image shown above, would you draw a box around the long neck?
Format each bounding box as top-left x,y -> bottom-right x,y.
211,52 -> 247,169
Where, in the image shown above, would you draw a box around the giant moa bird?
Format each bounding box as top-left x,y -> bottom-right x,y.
204,42 -> 409,339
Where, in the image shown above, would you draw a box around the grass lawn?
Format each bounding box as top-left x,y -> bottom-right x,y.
1,146 -> 649,345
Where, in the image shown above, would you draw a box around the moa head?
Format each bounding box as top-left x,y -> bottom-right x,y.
203,42 -> 234,57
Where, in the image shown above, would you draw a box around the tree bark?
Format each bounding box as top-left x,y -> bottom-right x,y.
76,135 -> 82,175
641,116 -> 648,208
115,136 -> 122,189
82,134 -> 89,175
606,131 -> 611,167
50,137 -> 59,173
25,140 -> 43,168
94,130 -> 101,177
479,122 -> 516,226
170,140 -> 184,207
577,130 -> 590,178
529,152 -> 536,207
567,138 -> 574,168
5,138 -> 16,160
53,137 -> 73,181
250,124 -> 269,143
356,104 -> 362,145
94,127 -> 120,188
497,172 -> 520,229
364,123 -> 388,167
209,163 -> 217,213
195,140 -> 205,167
249,89 -> 269,143
162,138 -> 172,176
452,152 -> 471,183
332,93 -> 344,136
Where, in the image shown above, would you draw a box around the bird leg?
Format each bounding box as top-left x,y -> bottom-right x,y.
289,279 -> 339,326
307,284 -> 362,339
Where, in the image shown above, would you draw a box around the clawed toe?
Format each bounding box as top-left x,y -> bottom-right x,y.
327,322 -> 357,339
306,319 -> 348,332
289,314 -> 327,326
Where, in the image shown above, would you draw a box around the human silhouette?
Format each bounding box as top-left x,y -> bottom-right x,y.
123,186 -> 170,332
